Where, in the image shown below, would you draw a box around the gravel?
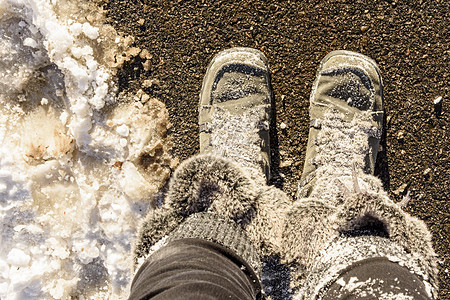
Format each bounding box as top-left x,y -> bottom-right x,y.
102,0 -> 449,298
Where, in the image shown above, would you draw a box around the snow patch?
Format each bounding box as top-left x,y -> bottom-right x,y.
7,248 -> 31,267
0,0 -> 176,298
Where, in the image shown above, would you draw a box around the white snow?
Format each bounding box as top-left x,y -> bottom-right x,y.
82,22 -> 99,40
7,248 -> 31,267
23,37 -> 38,48
116,124 -> 130,137
0,0 -> 174,299
120,138 -> 128,147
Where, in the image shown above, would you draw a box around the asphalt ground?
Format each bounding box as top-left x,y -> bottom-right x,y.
102,0 -> 449,298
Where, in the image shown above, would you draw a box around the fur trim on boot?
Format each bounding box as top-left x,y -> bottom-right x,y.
133,154 -> 291,273
282,178 -> 438,299
300,235 -> 436,299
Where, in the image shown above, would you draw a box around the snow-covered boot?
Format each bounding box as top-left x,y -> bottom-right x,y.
282,51 -> 438,299
133,48 -> 290,278
298,50 -> 384,199
199,47 -> 272,182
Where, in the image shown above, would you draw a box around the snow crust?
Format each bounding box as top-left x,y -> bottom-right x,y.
0,0 -> 175,298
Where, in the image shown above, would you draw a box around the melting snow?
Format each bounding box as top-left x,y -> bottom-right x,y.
0,0 -> 175,298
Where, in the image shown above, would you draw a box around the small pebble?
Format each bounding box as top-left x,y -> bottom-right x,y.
280,122 -> 287,129
433,96 -> 442,105
141,93 -> 150,103
279,160 -> 293,168
434,96 -> 443,118
393,183 -> 408,195
360,25 -> 369,32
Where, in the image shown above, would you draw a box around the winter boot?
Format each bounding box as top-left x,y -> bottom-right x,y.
281,51 -> 438,299
133,48 -> 290,281
199,47 -> 272,182
298,50 -> 384,200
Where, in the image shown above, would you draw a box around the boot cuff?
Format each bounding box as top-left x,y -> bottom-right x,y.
167,212 -> 261,276
133,154 -> 290,276
284,189 -> 438,299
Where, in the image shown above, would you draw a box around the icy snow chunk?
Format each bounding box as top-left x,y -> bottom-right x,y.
23,37 -> 38,48
336,277 -> 346,287
85,55 -> 98,71
73,240 -> 100,264
47,237 -> 70,259
71,97 -> 90,117
119,161 -> 152,201
116,124 -> 129,137
63,56 -> 90,92
120,138 -> 128,147
71,45 -> 93,58
69,22 -> 83,36
45,21 -> 74,57
7,248 -> 31,267
60,111 -> 69,125
82,22 -> 99,39
29,25 -> 38,35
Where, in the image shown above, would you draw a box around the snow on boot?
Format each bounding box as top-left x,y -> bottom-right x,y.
199,47 -> 272,182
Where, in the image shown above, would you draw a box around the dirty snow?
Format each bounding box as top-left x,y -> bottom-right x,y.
0,0 -> 175,298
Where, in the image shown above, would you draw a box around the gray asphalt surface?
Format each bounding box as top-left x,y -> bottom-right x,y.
102,0 -> 449,298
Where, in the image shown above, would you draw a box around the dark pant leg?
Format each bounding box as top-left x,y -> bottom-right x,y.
129,238 -> 261,300
322,257 -> 431,299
